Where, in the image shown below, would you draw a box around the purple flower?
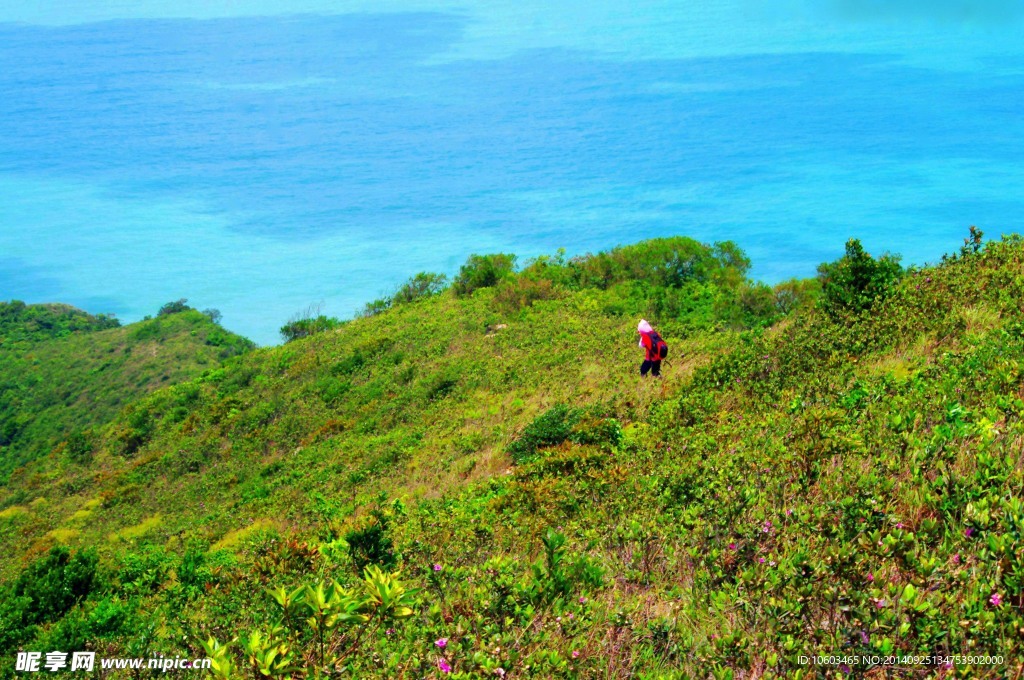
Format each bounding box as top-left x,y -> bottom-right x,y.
859,631 -> 869,644
895,522 -> 905,529
579,597 -> 587,604
437,658 -> 452,674
433,563 -> 443,572
840,663 -> 851,674
495,669 -> 506,678
965,528 -> 974,537
386,628 -> 395,636
785,509 -> 793,516
758,557 -> 766,564
572,650 -> 580,659
762,520 -> 773,533
866,573 -> 874,582
435,638 -> 448,649
990,593 -> 1002,607
952,553 -> 961,564
728,542 -> 737,550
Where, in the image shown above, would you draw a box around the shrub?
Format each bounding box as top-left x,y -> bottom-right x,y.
567,237 -> 749,290
280,314 -> 341,342
64,429 -> 94,463
493,276 -> 559,313
423,370 -> 459,402
773,278 -> 820,314
507,404 -> 577,463
118,545 -> 173,593
13,546 -> 98,626
393,272 -> 448,304
817,238 -> 903,317
158,298 -> 192,316
359,297 -> 392,318
507,404 -> 621,463
345,521 -> 396,573
453,253 -> 517,296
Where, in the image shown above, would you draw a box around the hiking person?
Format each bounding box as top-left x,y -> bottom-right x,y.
637,319 -> 668,378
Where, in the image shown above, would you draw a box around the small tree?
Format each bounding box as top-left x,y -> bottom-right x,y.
280,303 -> 341,343
817,239 -> 902,317
393,272 -> 448,304
358,297 -> 392,318
960,225 -> 984,257
157,299 -> 191,316
453,253 -> 516,296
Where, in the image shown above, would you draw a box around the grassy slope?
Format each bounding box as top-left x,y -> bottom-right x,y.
0,306 -> 254,480
1,282 -> 733,572
1,237 -> 1023,677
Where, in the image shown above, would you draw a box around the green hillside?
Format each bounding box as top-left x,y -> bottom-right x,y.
0,302 -> 254,481
1,234 -> 1022,678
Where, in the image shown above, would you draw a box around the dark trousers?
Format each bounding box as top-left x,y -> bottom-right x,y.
640,359 -> 661,377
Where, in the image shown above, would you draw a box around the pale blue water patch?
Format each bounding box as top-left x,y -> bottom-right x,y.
1,5 -> 1022,344
0,174 -> 518,341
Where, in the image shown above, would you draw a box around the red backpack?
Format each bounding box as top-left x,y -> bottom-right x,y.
648,330 -> 668,359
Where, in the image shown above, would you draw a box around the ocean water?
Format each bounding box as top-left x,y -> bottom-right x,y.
1,1 -> 1022,344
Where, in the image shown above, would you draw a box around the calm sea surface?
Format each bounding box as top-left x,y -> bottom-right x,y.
2,1 -> 1022,343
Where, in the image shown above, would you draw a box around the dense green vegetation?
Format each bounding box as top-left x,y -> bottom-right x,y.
0,302 -> 254,481
1,234 -> 1022,678
0,301 -> 120,345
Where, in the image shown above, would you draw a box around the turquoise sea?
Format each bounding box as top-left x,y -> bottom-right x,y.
1,1 -> 1022,344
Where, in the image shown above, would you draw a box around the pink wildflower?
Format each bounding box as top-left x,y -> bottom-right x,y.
965,528 -> 974,537
867,573 -> 874,582
758,557 -> 766,564
728,542 -> 737,550
952,554 -> 961,564
435,638 -> 448,649
433,563 -> 443,572
579,597 -> 586,604
990,593 -> 1002,607
437,658 -> 452,674
572,651 -> 580,659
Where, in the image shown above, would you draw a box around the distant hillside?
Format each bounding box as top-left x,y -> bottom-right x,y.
0,234 -> 1021,678
0,302 -> 254,480
0,302 -> 120,345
